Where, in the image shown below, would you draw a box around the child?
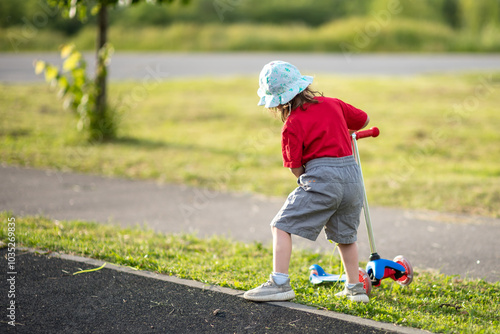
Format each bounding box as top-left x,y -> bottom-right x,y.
243,61 -> 370,303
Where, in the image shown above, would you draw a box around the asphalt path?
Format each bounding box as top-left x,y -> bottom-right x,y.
1,52 -> 500,82
2,165 -> 499,282
1,248 -> 422,334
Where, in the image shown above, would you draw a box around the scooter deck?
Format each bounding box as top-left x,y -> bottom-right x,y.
309,264 -> 346,284
310,273 -> 347,284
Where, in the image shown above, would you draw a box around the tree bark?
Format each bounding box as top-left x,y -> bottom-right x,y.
95,4 -> 107,122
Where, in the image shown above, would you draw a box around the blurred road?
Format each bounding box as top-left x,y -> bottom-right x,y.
1,52 -> 500,82
2,165 -> 499,282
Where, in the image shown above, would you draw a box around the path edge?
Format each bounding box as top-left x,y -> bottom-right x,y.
24,248 -> 430,334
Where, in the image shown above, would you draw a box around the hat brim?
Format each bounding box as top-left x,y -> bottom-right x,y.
257,75 -> 313,108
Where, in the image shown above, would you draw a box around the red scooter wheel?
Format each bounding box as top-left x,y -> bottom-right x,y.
393,255 -> 413,286
359,268 -> 372,295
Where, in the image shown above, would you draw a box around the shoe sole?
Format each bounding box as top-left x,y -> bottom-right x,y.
243,290 -> 295,302
347,294 -> 370,303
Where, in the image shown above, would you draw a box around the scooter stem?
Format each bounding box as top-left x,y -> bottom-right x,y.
351,133 -> 378,256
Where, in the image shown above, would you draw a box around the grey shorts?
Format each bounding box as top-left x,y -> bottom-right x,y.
271,156 -> 363,244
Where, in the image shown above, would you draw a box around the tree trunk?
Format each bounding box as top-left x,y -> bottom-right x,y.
95,4 -> 108,134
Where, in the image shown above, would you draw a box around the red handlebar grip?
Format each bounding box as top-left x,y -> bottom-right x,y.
355,127 -> 380,140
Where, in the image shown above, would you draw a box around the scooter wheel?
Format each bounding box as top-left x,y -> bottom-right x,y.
359,268 -> 372,295
393,255 -> 413,286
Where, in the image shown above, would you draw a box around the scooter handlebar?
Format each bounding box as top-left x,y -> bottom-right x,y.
354,127 -> 380,140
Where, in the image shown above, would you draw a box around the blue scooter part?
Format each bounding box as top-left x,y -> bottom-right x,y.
309,264 -> 373,295
366,258 -> 406,286
309,264 -> 347,284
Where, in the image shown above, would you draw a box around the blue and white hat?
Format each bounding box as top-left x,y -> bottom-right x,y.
257,60 -> 314,108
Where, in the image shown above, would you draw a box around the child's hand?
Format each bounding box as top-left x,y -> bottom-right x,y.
290,166 -> 305,178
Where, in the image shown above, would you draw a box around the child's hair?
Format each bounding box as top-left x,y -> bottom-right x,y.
270,86 -> 323,122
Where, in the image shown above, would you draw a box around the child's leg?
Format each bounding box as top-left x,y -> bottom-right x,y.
243,226 -> 295,301
272,226 -> 292,274
336,242 -> 369,302
337,242 -> 359,284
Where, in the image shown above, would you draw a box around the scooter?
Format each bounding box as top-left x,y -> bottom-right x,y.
309,127 -> 413,294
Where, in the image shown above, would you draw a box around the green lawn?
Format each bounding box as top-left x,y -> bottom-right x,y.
2,18 -> 500,52
1,212 -> 498,333
2,73 -> 499,217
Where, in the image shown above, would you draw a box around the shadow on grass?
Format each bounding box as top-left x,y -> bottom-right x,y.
110,136 -> 167,149
0,128 -> 32,138
110,135 -> 241,157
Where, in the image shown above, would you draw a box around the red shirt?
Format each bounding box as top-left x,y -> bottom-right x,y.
281,96 -> 368,168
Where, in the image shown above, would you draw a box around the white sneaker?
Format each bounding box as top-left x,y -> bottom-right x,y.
243,275 -> 295,302
335,283 -> 369,303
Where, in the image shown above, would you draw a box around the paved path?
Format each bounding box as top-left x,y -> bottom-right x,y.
1,52 -> 500,82
1,248 -> 426,334
1,165 -> 499,282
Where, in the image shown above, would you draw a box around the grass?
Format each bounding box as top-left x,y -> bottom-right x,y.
1,73 -> 500,217
1,17 -> 500,52
1,212 -> 498,333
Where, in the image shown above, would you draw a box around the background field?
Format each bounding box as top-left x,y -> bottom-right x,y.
1,0 -> 500,52
1,73 -> 499,217
2,18 -> 500,53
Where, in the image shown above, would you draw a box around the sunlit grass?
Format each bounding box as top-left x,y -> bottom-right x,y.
1,73 -> 500,217
2,212 -> 498,333
1,17 -> 500,52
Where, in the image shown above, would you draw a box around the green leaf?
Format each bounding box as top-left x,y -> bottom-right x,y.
34,60 -> 46,75
57,76 -> 69,90
63,96 -> 73,110
98,43 -> 115,66
73,263 -> 107,275
57,77 -> 69,98
63,52 -> 81,72
44,65 -> 59,82
61,44 -> 75,58
72,68 -> 87,87
77,118 -> 85,132
77,6 -> 88,21
90,4 -> 101,16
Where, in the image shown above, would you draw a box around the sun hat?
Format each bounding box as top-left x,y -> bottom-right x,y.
257,60 -> 314,108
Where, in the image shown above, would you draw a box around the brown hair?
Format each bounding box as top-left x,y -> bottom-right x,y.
270,86 -> 323,122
